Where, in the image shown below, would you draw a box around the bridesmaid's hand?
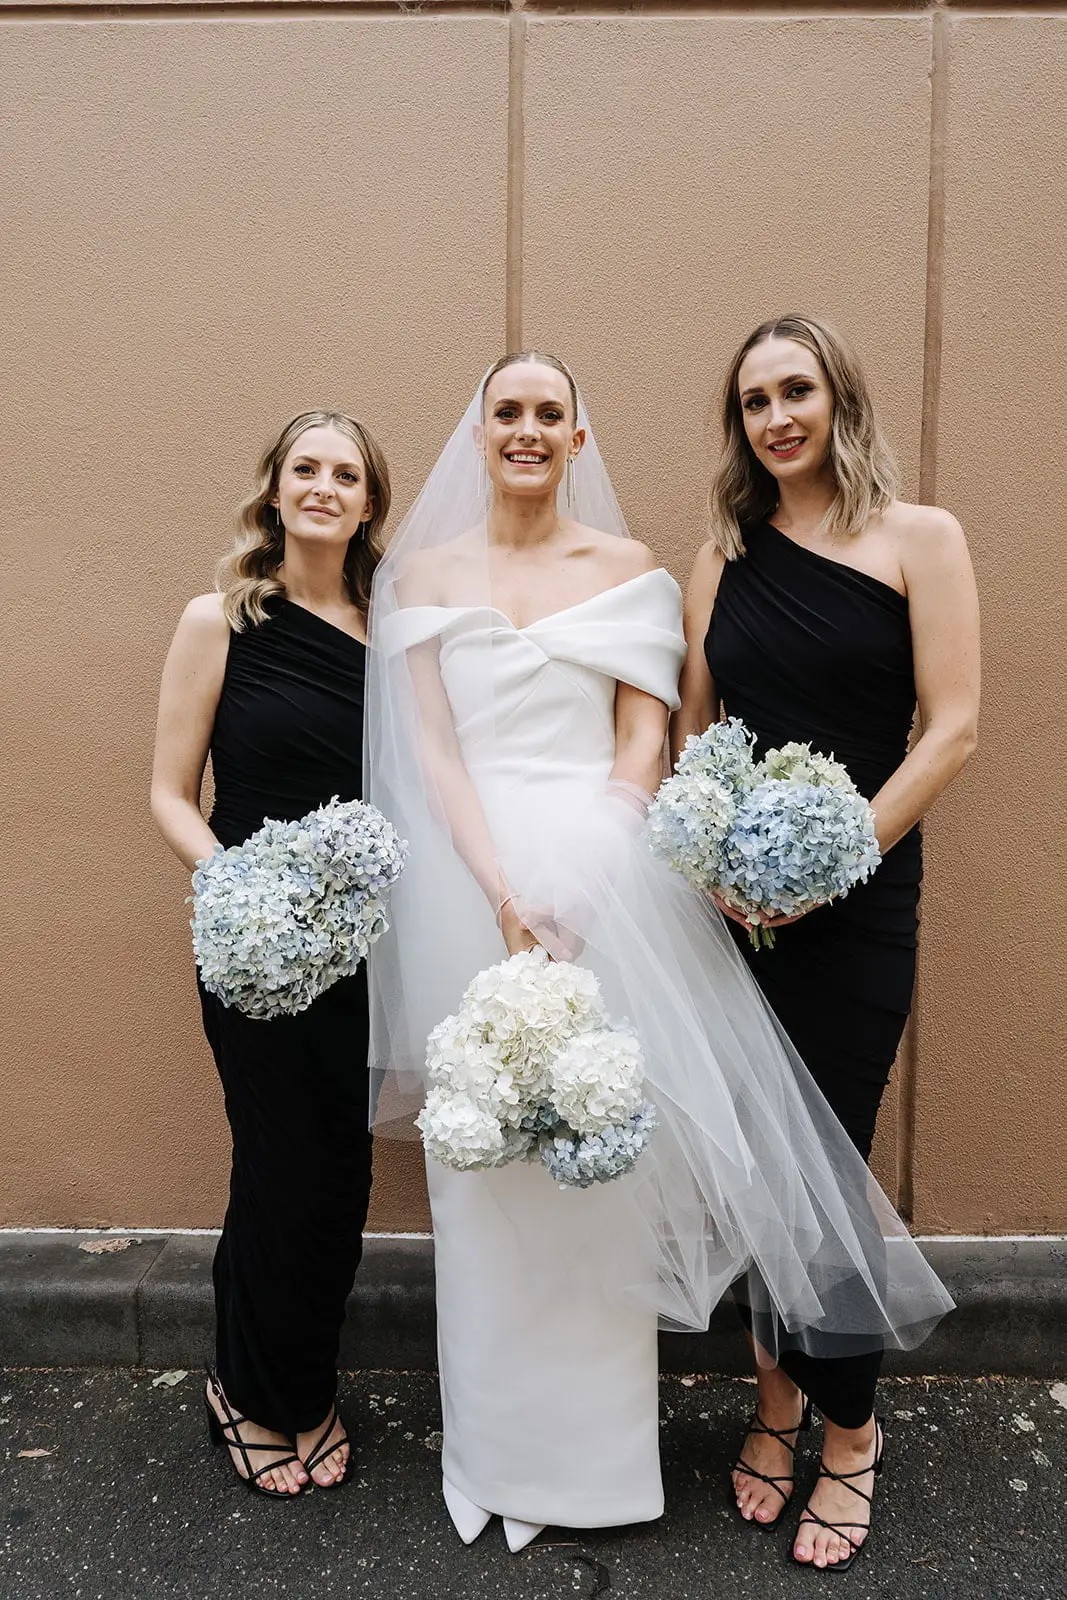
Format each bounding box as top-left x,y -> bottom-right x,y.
711,894 -> 818,931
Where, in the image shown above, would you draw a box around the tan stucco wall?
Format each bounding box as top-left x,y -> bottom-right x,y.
2,3 -> 1064,1234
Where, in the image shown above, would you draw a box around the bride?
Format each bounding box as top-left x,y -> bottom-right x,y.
365,353 -> 951,1550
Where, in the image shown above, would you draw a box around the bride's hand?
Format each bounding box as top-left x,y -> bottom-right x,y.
499,900 -> 542,957
498,899 -> 585,963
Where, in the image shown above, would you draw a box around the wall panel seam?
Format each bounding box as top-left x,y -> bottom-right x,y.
506,5 -> 526,348
899,4 -> 949,1225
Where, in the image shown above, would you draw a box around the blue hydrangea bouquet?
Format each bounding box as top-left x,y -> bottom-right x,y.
417,948 -> 656,1189
191,796 -> 407,1020
646,718 -> 881,948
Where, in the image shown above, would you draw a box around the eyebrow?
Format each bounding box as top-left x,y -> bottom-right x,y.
293,454 -> 362,471
740,372 -> 817,399
490,395 -> 566,408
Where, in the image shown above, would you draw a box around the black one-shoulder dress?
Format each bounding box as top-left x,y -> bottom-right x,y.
705,522 -> 920,1428
198,598 -> 373,1436
705,520 -> 920,1163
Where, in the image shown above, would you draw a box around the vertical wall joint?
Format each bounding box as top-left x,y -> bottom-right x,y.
901,9 -> 950,1225
505,7 -> 526,351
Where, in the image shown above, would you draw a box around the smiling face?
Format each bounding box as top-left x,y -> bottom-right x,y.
272,424 -> 374,546
478,361 -> 584,500
737,336 -> 834,485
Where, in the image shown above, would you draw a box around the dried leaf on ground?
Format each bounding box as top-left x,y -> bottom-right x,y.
151,1371 -> 189,1388
17,1448 -> 54,1459
78,1238 -> 143,1255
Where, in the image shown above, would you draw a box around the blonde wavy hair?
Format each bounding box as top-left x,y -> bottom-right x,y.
218,411 -> 391,630
709,314 -> 898,560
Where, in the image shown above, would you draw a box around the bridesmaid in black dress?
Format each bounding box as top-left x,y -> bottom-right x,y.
674,316 -> 979,1570
151,411 -> 391,1496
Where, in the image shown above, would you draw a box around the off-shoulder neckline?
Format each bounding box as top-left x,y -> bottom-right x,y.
416,566 -> 679,633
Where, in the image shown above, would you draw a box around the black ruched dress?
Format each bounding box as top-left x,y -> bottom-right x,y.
198,597 -> 373,1436
705,520 -> 921,1426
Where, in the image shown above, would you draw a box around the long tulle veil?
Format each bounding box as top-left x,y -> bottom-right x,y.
364,371 -> 953,1358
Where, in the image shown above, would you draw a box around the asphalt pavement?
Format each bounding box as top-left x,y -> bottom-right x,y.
2,1369 -> 1064,1600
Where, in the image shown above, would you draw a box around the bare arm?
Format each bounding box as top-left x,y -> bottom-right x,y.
405,632 -> 536,955
610,681 -> 670,799
869,508 -> 980,852
405,635 -> 509,907
150,595 -> 230,872
670,540 -> 725,768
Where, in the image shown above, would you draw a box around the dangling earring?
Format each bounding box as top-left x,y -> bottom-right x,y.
477,454 -> 487,504
356,520 -> 367,540
565,455 -> 575,507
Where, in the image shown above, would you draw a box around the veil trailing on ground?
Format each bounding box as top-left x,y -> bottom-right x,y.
364,374 -> 953,1359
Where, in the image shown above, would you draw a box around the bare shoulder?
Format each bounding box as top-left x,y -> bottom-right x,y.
397,534 -> 481,605
575,525 -> 659,578
614,537 -> 660,578
887,500 -> 967,551
178,592 -> 229,642
887,501 -> 971,583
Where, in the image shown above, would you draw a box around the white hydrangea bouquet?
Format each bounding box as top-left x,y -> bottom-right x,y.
646,718 -> 881,949
417,948 -> 657,1189
191,796 -> 407,1020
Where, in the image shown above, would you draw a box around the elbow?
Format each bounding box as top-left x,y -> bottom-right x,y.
956,719 -> 979,769
149,780 -> 187,832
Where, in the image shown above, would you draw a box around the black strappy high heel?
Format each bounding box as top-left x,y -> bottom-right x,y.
300,1405 -> 354,1489
793,1416 -> 886,1572
203,1367 -> 304,1499
731,1396 -> 813,1531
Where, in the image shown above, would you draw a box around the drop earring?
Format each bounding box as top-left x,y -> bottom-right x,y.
478,454 -> 487,504
565,455 -> 575,507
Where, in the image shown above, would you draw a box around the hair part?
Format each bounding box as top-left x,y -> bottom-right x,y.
708,313 -> 899,560
217,410 -> 392,631
481,350 -> 579,425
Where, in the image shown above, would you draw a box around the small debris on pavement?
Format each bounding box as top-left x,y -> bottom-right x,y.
78,1237 -> 143,1254
16,1448 -> 53,1459
151,1370 -> 188,1388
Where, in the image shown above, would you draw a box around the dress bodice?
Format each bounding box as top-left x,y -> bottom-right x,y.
389,568 -> 685,794
705,522 -> 916,799
209,597 -> 366,847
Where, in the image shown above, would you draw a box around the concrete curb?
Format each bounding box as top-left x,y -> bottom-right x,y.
0,1232 -> 1063,1375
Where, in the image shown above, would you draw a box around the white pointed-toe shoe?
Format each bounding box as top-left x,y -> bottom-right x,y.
442,1477 -> 492,1545
503,1517 -> 546,1553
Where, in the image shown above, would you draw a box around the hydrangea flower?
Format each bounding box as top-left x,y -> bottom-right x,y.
538,1104 -> 658,1190
191,796 -> 407,1020
421,950 -> 656,1188
646,720 -> 881,947
548,1028 -> 645,1134
416,1088 -> 506,1169
720,782 -> 881,944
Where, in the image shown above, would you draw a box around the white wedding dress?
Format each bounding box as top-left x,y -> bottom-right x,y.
420,568 -> 681,1529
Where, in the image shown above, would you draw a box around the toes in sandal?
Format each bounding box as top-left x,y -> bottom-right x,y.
731,1396 -> 813,1531
302,1405 -> 354,1489
204,1366 -> 304,1499
793,1416 -> 886,1573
